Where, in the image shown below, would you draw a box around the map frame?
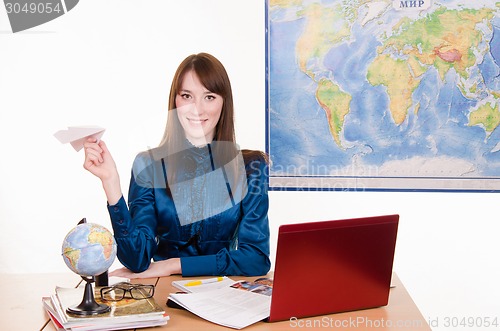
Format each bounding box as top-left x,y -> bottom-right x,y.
264,0 -> 500,193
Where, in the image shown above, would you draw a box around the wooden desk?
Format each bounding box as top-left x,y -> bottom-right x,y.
0,273 -> 81,331
0,272 -> 430,331
154,274 -> 430,331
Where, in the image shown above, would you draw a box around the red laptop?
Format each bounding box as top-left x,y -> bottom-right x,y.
268,214 -> 399,322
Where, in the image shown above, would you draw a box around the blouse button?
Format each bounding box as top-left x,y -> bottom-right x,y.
118,219 -> 124,224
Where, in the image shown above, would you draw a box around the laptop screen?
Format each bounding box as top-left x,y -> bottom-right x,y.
268,214 -> 399,322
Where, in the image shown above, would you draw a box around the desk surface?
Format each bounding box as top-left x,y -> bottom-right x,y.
0,272 -> 430,331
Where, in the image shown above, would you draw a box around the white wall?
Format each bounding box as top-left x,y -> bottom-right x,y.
1,1 -> 499,330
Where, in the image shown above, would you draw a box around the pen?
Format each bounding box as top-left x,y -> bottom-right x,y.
185,277 -> 224,287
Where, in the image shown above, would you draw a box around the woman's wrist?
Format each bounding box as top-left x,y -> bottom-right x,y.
170,258 -> 182,275
102,174 -> 122,205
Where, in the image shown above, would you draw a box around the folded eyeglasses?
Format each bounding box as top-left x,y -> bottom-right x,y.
100,282 -> 155,302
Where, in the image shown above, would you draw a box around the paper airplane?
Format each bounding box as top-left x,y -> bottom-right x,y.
54,126 -> 106,152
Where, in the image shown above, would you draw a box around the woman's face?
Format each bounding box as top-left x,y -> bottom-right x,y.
175,70 -> 223,146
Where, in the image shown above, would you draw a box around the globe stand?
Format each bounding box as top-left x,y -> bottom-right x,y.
67,276 -> 110,316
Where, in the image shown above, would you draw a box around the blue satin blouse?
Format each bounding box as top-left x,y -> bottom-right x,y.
106,144 -> 271,277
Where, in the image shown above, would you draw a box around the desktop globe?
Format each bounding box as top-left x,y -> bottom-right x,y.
61,222 -> 117,315
62,222 -> 117,277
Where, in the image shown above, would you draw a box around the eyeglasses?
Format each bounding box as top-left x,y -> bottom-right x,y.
100,282 -> 155,302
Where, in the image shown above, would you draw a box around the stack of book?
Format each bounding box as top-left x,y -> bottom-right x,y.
42,284 -> 169,331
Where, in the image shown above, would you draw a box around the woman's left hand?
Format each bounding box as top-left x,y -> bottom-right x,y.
109,258 -> 182,279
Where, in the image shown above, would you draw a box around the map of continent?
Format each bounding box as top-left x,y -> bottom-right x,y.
267,0 -> 500,190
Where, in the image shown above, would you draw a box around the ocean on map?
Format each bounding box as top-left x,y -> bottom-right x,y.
268,5 -> 500,179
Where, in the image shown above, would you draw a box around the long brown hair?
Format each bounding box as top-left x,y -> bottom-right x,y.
157,52 -> 267,165
159,53 -> 235,150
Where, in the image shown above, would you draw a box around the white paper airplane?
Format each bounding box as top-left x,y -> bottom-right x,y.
54,126 -> 106,152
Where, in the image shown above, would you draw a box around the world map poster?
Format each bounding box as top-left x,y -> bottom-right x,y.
266,0 -> 500,191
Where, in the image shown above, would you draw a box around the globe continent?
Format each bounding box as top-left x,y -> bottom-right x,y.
61,223 -> 117,277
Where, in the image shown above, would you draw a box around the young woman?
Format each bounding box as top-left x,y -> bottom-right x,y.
83,53 -> 271,279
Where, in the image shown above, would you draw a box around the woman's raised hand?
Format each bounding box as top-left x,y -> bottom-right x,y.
83,138 -> 117,180
83,138 -> 122,204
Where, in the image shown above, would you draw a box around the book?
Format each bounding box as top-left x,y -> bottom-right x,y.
168,277 -> 273,329
42,284 -> 169,331
42,298 -> 65,331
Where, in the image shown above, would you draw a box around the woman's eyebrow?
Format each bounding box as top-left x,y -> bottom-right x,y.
178,89 -> 213,94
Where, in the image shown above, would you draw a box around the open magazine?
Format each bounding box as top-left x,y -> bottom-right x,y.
169,277 -> 273,329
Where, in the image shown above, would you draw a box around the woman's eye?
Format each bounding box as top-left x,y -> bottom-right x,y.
180,93 -> 192,99
206,95 -> 216,100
